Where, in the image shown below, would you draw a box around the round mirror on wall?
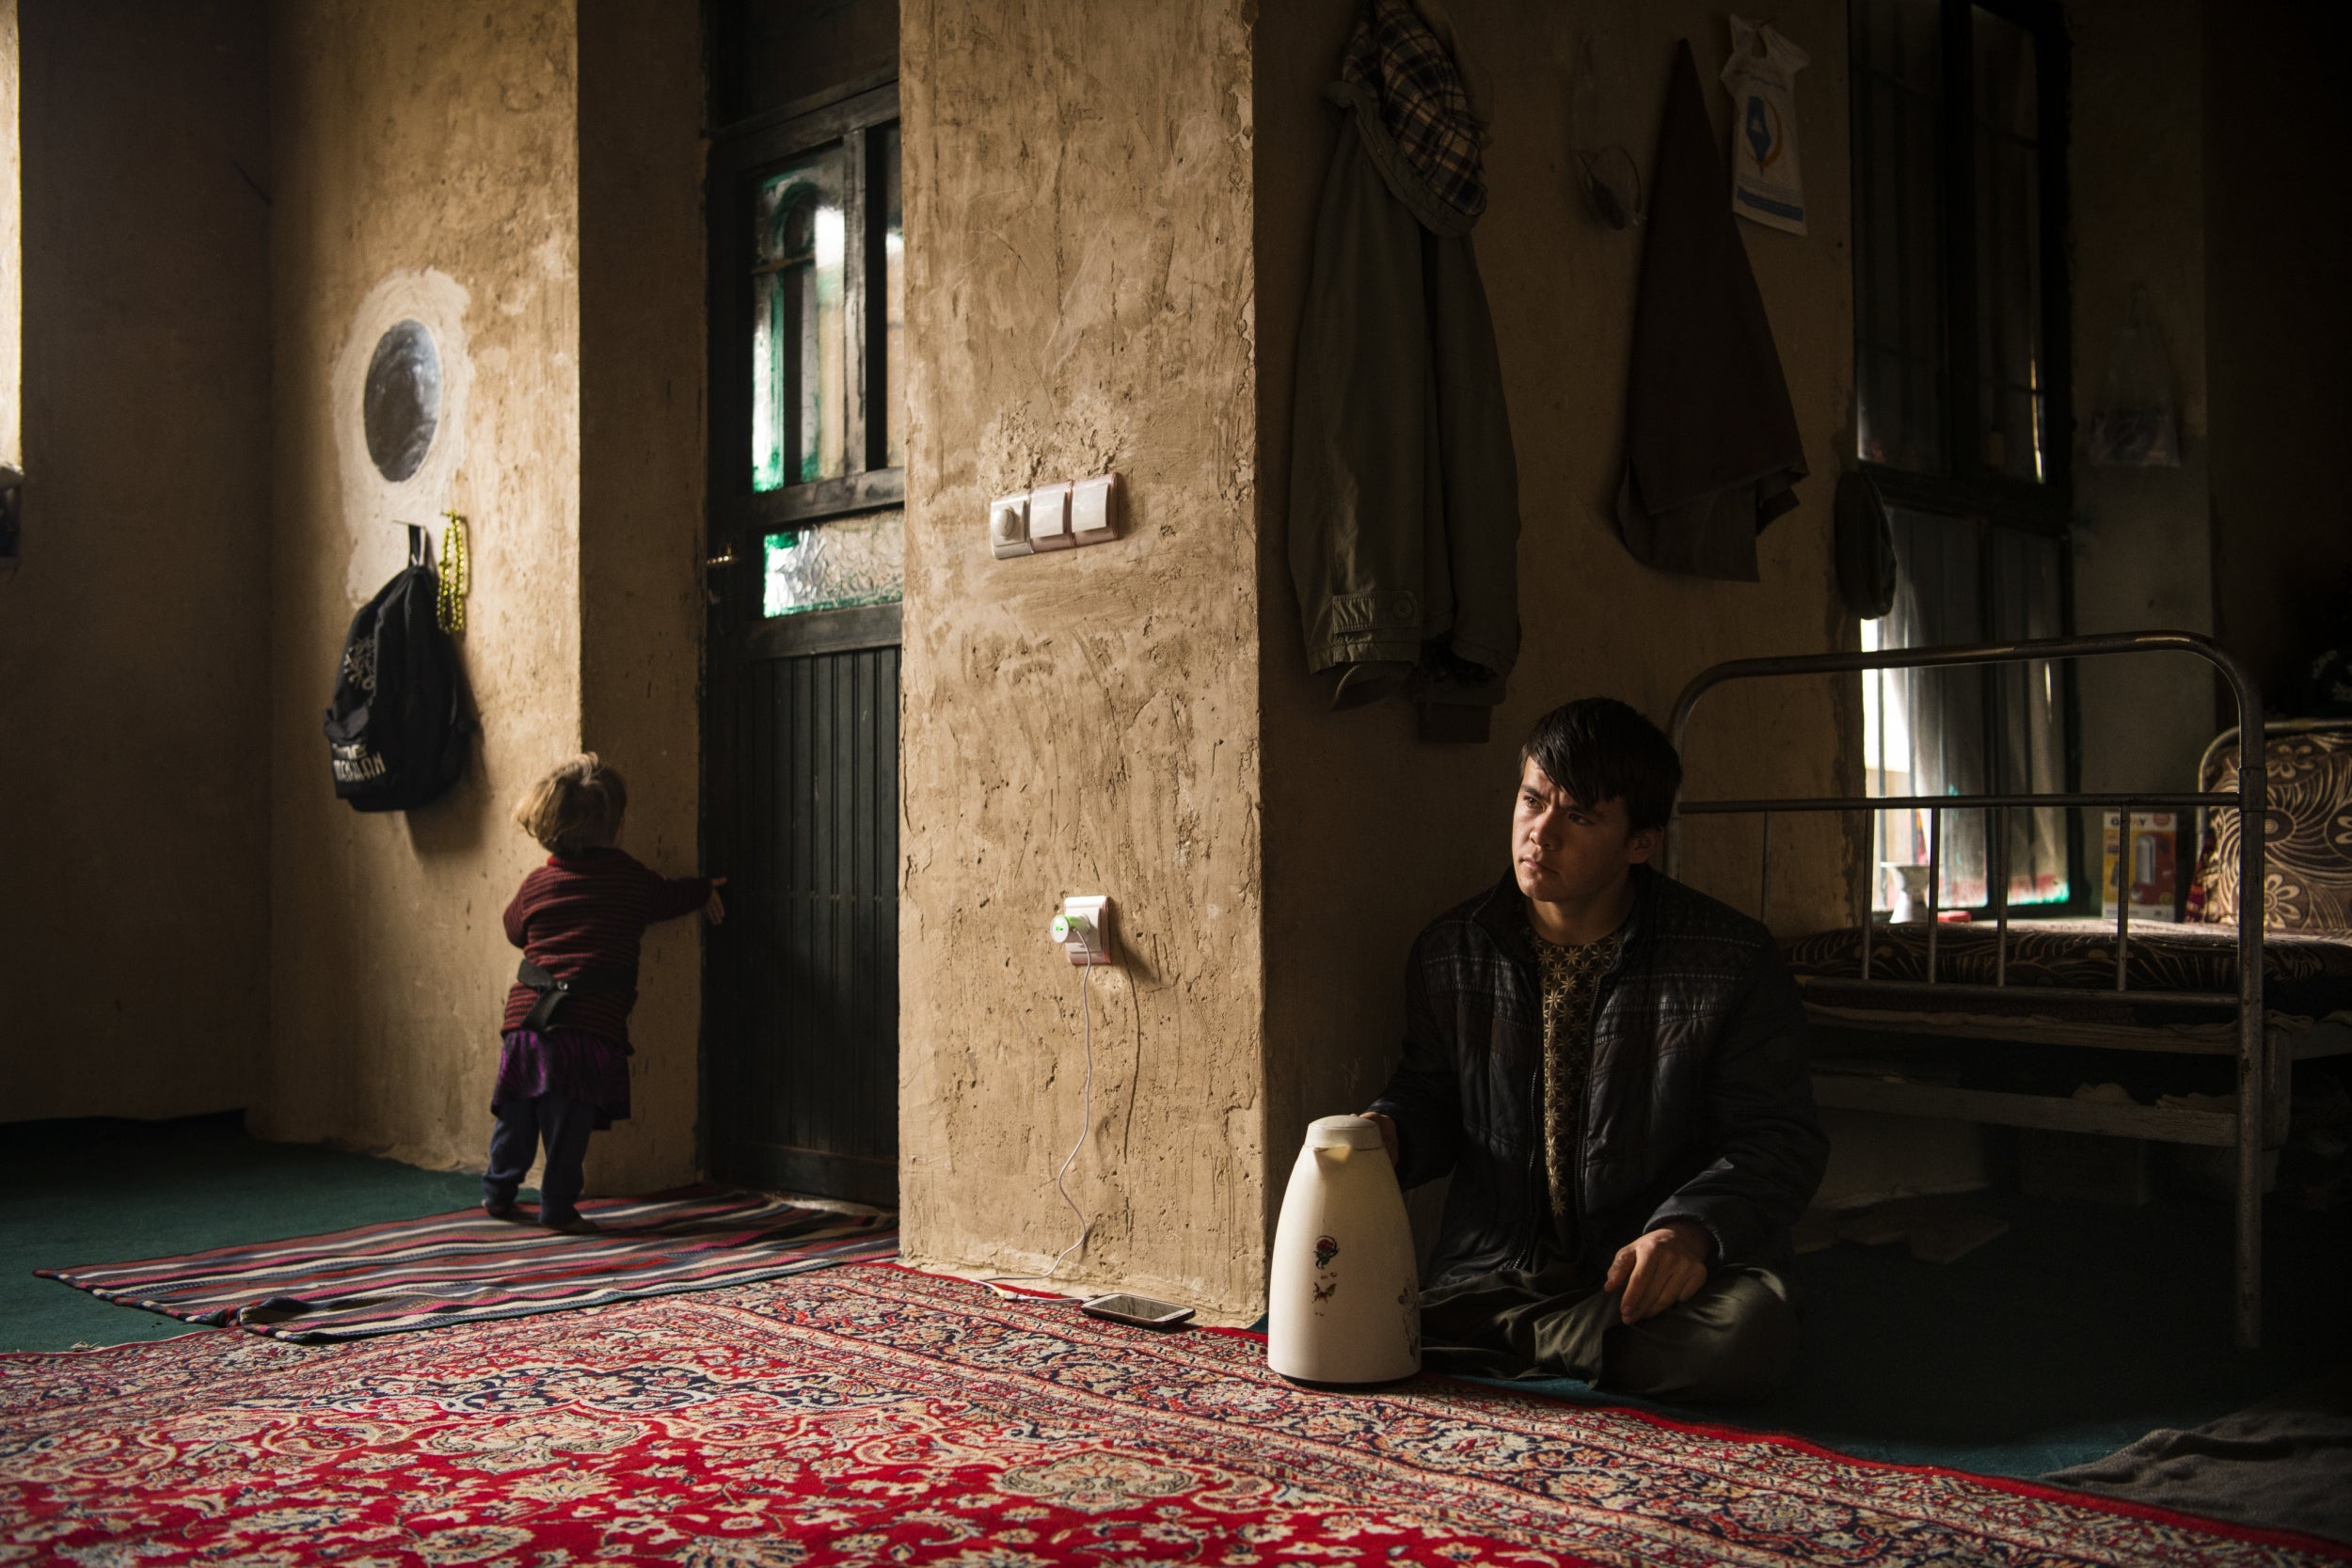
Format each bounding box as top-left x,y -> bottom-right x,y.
362,319 -> 441,483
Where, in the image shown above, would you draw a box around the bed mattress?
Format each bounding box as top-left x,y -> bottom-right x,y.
1785,918 -> 2352,1021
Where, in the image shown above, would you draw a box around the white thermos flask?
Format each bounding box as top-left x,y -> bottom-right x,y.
1267,1115 -> 1422,1384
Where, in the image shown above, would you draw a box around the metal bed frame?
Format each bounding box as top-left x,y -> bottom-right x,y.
1666,630 -> 2276,1348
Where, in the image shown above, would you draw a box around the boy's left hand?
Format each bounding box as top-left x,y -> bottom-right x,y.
705,877 -> 727,925
1605,1220 -> 1712,1323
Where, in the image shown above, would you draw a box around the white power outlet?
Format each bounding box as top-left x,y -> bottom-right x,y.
1051,895 -> 1114,966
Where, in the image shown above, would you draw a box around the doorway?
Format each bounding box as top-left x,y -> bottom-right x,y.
703,7 -> 903,1208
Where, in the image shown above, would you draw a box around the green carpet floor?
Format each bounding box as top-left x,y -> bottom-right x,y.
1,1113 -> 482,1354
6,1112 -> 2347,1481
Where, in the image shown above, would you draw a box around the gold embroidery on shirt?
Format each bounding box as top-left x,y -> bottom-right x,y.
1531,913 -> 1626,1246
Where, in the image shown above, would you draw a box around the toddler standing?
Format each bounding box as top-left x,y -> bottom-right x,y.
485,752 -> 724,1233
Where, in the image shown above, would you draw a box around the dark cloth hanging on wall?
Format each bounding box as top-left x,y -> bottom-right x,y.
1615,41 -> 1806,582
1288,0 -> 1521,711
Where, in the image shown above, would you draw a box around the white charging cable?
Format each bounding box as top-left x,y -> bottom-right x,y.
979,920 -> 1099,1297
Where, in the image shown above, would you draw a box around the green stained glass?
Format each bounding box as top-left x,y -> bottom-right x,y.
880,123 -> 906,470
762,510 -> 905,618
752,148 -> 848,492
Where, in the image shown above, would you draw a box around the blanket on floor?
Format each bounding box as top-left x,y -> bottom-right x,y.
3,1263 -> 2339,1566
2045,1362 -> 2352,1546
34,1186 -> 895,1342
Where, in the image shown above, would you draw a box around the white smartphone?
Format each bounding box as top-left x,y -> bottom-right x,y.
1079,1292 -> 1196,1329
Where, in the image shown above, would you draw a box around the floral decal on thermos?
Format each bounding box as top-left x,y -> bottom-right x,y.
1311,1233 -> 1341,1309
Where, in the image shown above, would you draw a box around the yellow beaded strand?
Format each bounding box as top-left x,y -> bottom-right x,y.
437,511 -> 469,635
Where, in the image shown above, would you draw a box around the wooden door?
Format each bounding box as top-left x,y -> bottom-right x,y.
707,612 -> 899,1204
704,71 -> 904,1207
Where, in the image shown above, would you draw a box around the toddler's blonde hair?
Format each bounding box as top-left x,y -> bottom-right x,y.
513,752 -> 628,856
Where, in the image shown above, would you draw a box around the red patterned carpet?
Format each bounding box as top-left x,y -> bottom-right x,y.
2,1263 -> 2338,1566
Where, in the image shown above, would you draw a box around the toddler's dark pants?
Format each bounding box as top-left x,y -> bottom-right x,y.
483,1093 -> 597,1225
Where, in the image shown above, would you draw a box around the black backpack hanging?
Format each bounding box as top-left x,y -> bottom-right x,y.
324,525 -> 471,812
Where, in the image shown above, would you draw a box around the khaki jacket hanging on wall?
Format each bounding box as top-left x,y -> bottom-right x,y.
1287,0 -> 1522,712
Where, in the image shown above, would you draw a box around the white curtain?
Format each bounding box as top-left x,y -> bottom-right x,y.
1867,510 -> 2070,911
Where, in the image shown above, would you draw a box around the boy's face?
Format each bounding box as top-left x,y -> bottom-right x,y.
1510,758 -> 1661,908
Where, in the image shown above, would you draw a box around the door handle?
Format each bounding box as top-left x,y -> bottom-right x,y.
706,546 -> 739,570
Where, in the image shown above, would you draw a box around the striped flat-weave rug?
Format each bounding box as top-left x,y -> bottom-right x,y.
36,1186 -> 896,1342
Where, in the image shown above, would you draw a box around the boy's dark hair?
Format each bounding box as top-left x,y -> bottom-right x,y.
1519,698 -> 1683,832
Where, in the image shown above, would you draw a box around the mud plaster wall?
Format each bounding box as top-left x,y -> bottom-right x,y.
576,3 -> 707,1194
2071,0 -> 2352,792
1256,2 -> 1859,1223
898,0 -> 1267,1316
2067,0 -> 2219,799
0,1 -> 270,1121
257,0 -> 585,1168
2204,0 -> 2352,710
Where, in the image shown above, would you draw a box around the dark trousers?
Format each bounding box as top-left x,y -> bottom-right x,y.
1421,1263 -> 1800,1403
482,1093 -> 597,1224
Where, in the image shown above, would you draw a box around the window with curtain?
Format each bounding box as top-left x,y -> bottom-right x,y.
1850,0 -> 2074,912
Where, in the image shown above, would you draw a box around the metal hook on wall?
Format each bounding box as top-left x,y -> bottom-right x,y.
387,512 -> 469,634
1578,144 -> 1645,230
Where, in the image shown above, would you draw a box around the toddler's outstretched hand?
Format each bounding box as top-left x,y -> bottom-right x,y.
705,877 -> 728,925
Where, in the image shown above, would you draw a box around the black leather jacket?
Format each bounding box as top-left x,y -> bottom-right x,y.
1369,865 -> 1827,1288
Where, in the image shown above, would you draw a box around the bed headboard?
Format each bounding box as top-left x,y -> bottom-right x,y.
2193,721 -> 2352,930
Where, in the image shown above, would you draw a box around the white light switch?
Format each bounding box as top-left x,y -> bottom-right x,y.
989,492 -> 1032,558
1070,472 -> 1120,542
992,470 -> 1122,562
1028,481 -> 1073,550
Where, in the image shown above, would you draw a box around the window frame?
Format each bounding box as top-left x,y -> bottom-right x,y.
1850,0 -> 2074,522
1849,0 -> 2095,917
707,80 -> 903,534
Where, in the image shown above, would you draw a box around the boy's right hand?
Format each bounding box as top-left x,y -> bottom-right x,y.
705,877 -> 727,925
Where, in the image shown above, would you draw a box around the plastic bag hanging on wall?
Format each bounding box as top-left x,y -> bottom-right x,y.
1721,16 -> 1809,234
2088,287 -> 2182,467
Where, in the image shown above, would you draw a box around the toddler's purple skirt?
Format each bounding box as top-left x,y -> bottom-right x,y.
493,1027 -> 632,1129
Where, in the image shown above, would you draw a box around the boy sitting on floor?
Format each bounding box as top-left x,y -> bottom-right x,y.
1365,697 -> 1827,1402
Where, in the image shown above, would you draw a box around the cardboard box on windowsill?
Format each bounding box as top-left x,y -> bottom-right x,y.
2101,810 -> 2182,923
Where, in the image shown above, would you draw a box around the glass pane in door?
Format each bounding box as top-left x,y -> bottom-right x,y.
752,148 -> 849,492
879,122 -> 906,470
762,510 -> 905,617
